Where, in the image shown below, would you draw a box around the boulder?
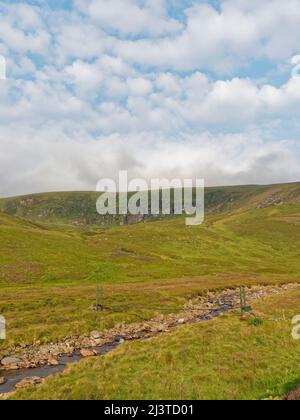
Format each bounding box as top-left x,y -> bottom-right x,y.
156,325 -> 168,332
0,377 -> 7,385
94,339 -> 105,346
80,349 -> 97,358
15,377 -> 42,389
48,358 -> 59,366
1,357 -> 21,367
7,364 -> 20,371
90,331 -> 102,340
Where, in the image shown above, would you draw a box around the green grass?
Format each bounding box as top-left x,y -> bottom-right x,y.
1,182 -> 300,226
1,182 -> 300,399
0,195 -> 300,350
12,288 -> 300,400
1,203 -> 300,287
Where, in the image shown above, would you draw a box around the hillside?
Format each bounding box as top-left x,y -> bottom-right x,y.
0,182 -> 299,226
11,286 -> 300,400
0,183 -> 299,349
1,182 -> 300,399
0,196 -> 300,287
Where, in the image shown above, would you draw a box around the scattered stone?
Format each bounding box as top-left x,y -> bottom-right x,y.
94,339 -> 105,346
48,358 -> 59,366
1,283 -> 299,377
156,325 -> 168,332
90,331 -> 102,340
28,363 -> 38,369
81,338 -> 93,347
15,376 -> 42,389
80,349 -> 97,358
0,377 -> 7,385
7,365 -> 20,371
1,357 -> 21,367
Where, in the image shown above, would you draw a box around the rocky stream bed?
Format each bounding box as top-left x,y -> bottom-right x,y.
1,283 -> 299,398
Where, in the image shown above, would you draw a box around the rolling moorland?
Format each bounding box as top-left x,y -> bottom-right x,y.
0,182 -> 300,399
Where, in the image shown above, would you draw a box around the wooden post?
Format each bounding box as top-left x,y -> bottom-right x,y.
240,286 -> 244,314
96,285 -> 102,312
240,286 -> 246,314
240,286 -> 251,314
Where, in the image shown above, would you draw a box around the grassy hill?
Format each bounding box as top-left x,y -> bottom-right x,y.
0,182 -> 299,226
0,193 -> 300,287
0,182 -> 299,349
0,182 -> 300,399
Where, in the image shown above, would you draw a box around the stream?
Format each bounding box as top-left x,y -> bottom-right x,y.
0,342 -> 121,394
0,299 -> 235,395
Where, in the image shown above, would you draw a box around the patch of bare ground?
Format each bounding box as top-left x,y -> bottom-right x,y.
286,386 -> 300,400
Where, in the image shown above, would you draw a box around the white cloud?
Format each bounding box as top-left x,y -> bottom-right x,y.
0,3 -> 50,55
127,77 -> 152,96
0,125 -> 298,197
76,0 -> 182,37
54,22 -> 107,63
2,56 -> 300,134
113,0 -> 300,72
65,60 -> 104,96
0,0 -> 300,196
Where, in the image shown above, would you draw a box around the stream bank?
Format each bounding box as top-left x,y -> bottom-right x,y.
1,283 -> 299,396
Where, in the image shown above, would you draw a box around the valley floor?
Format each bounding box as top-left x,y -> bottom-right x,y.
9,286 -> 300,400
1,203 -> 300,351
0,185 -> 300,399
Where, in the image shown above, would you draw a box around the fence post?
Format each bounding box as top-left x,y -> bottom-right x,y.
96,285 -> 103,312
240,286 -> 251,314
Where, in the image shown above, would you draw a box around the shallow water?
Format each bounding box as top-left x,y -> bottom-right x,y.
0,342 -> 121,394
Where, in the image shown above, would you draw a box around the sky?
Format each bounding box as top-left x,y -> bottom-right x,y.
1,0 -> 300,196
